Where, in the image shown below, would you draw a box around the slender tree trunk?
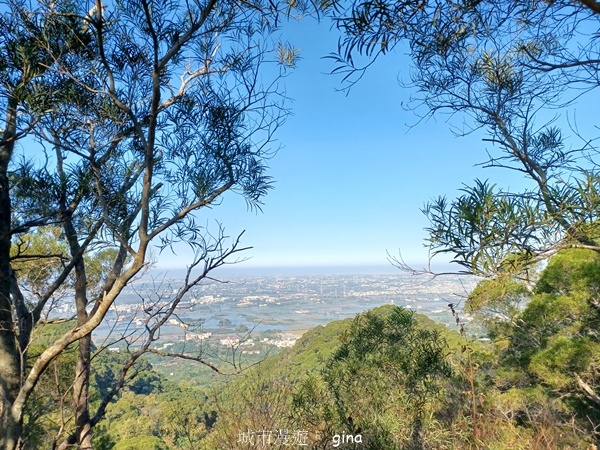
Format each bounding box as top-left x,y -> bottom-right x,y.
410,415 -> 424,450
0,98 -> 22,450
0,218 -> 20,450
62,208 -> 92,449
11,268 -> 32,383
73,335 -> 93,449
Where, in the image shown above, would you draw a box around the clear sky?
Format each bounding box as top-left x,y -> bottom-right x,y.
156,17 -> 542,272
154,16 -> 599,273
14,13 -> 587,274
9,9 -> 596,277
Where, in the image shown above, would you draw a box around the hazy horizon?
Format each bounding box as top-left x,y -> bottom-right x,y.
148,261 -> 464,278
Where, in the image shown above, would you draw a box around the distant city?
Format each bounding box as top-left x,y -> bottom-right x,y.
51,269 -> 479,352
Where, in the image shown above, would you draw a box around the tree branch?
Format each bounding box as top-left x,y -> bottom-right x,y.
575,373 -> 600,407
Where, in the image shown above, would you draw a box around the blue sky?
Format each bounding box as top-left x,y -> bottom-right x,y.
14,12 -> 589,274
9,8 -> 597,276
157,18 -> 539,271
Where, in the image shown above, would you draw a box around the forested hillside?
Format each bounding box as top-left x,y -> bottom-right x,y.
29,258 -> 596,449
205,261 -> 600,450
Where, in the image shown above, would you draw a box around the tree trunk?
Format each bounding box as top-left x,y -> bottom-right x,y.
0,98 -> 22,450
63,207 -> 92,449
73,335 -> 93,449
0,414 -> 22,450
